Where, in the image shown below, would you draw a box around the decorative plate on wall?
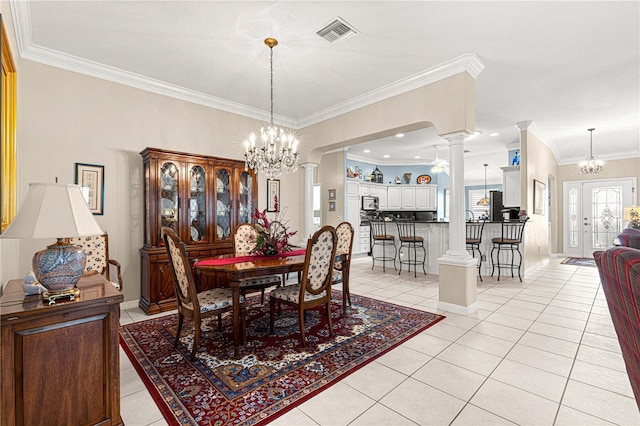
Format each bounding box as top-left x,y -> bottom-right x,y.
417,174 -> 432,184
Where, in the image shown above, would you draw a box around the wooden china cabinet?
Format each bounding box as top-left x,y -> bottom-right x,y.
139,147 -> 257,314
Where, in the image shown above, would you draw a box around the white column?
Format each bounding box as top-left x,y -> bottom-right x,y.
437,132 -> 478,315
444,133 -> 470,258
301,163 -> 317,241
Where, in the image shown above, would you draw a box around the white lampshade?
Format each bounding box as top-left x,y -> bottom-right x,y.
2,183 -> 104,296
2,183 -> 103,240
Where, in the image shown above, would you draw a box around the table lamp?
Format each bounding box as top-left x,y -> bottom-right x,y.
1,183 -> 104,300
624,206 -> 640,229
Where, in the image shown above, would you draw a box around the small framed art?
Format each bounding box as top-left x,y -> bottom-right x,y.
75,163 -> 104,215
267,179 -> 280,212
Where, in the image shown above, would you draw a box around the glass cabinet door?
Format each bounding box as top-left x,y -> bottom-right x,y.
160,161 -> 179,235
188,164 -> 207,243
238,171 -> 253,224
215,168 -> 231,240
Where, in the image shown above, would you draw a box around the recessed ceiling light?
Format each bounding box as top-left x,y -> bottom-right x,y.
363,149 -> 371,153
414,156 -> 421,159
383,154 -> 390,158
395,133 -> 405,138
489,132 -> 500,137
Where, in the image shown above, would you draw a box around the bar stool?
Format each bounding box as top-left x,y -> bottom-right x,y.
370,219 -> 397,272
466,222 -> 485,281
396,218 -> 427,277
491,219 -> 527,281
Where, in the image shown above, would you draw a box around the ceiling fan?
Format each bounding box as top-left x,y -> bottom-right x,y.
430,145 -> 449,174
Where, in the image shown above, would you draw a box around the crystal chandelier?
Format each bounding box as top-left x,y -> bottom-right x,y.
579,128 -> 603,174
243,38 -> 300,178
477,163 -> 490,206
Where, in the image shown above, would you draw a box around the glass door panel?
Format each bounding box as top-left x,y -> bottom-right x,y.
216,168 -> 231,240
238,171 -> 253,224
160,161 -> 179,235
188,165 -> 206,243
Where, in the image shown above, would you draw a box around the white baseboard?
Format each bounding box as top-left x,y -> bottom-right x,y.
120,299 -> 140,310
437,300 -> 478,315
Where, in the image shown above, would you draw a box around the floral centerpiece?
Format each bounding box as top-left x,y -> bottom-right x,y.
252,197 -> 297,256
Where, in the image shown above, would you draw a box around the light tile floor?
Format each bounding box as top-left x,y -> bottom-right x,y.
119,256 -> 640,425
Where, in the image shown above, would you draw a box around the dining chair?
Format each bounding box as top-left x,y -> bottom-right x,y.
396,218 -> 427,277
490,219 -> 527,281
269,225 -> 337,347
69,232 -> 123,291
233,223 -> 282,303
333,221 -> 354,315
370,219 -> 397,272
163,227 -> 244,360
466,221 -> 485,281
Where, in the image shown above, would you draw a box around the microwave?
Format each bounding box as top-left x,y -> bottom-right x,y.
362,196 -> 379,211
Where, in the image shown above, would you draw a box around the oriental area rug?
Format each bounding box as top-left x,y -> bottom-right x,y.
561,257 -> 597,267
120,292 -> 445,425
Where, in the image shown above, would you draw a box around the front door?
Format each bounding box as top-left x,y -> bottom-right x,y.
564,178 -> 635,258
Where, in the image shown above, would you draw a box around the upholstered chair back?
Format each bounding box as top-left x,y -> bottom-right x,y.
163,227 -> 197,313
334,222 -> 354,270
301,226 -> 337,294
69,233 -> 123,290
234,223 -> 257,256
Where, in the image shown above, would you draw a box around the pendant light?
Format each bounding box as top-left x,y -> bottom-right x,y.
242,38 -> 300,178
579,128 -> 603,174
477,163 -> 490,206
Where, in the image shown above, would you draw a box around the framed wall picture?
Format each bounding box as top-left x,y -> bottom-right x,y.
328,201 -> 336,212
75,163 -> 104,215
533,179 -> 546,215
328,189 -> 336,200
267,179 -> 280,212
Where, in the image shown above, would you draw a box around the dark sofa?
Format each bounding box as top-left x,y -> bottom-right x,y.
594,247 -> 640,410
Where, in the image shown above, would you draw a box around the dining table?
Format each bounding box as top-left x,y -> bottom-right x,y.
193,249 -> 307,356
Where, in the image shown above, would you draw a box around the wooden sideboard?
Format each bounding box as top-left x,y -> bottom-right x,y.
1,274 -> 123,426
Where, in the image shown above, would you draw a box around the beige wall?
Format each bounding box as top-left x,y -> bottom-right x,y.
521,130 -> 558,270
556,157 -> 640,253
317,151 -> 346,228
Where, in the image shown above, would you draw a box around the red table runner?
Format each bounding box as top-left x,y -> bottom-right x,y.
194,249 -> 306,267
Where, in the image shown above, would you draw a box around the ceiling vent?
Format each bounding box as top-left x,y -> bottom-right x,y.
316,17 -> 358,44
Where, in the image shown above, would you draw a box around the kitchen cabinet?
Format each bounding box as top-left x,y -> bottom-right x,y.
359,183 -> 370,196
501,165 -> 520,207
370,183 -> 387,209
387,186 -> 402,209
346,195 -> 361,251
401,187 -> 416,208
347,179 -> 360,197
415,185 -> 437,210
359,225 -> 371,254
385,185 -> 436,210
140,147 -> 257,314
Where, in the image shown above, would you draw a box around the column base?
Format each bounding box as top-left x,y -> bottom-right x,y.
437,255 -> 478,315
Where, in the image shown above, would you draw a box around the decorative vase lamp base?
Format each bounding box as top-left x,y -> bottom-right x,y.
32,239 -> 87,305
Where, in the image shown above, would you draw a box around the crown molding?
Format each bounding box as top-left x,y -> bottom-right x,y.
10,1 -> 484,132
297,53 -> 485,128
515,120 -> 562,163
